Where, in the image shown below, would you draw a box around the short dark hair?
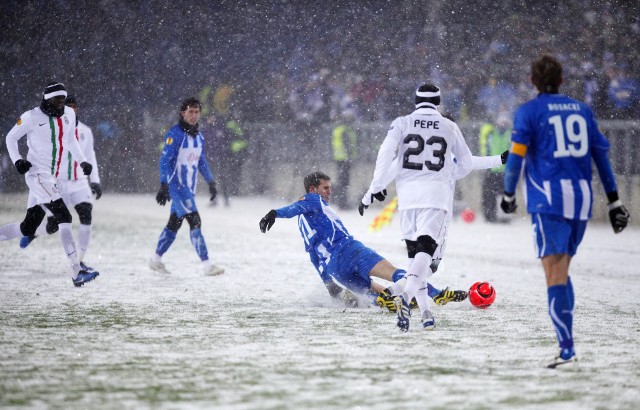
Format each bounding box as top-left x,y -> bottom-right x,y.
303,171 -> 330,193
180,97 -> 201,112
531,55 -> 563,94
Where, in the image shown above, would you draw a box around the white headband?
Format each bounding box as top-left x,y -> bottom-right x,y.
44,90 -> 67,99
415,89 -> 440,98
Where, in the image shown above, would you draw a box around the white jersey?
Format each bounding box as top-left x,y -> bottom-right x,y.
58,121 -> 100,183
366,107 -> 474,211
5,106 -> 86,177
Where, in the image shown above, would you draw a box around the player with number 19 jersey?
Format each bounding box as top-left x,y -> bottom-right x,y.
367,107 -> 474,211
511,94 -> 610,220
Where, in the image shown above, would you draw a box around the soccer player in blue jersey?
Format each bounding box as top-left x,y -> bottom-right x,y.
149,97 -> 224,276
259,171 -> 466,309
500,55 -> 630,368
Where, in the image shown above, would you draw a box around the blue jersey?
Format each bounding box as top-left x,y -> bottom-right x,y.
275,193 -> 351,283
510,94 -> 611,220
159,124 -> 214,192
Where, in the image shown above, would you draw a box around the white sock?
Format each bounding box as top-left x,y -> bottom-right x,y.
416,280 -> 433,318
401,252 -> 432,303
59,223 -> 80,276
389,277 -> 406,295
151,253 -> 162,263
0,223 -> 22,241
77,224 -> 91,261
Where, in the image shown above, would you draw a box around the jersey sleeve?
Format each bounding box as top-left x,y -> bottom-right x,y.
84,126 -> 101,184
449,123 -> 474,180
511,105 -> 533,146
275,194 -> 321,218
366,117 -> 403,195
197,135 -> 214,183
5,112 -> 32,164
159,128 -> 180,184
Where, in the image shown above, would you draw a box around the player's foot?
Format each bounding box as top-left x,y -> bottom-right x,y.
80,261 -> 95,272
421,310 -> 436,330
394,295 -> 411,332
547,348 -> 577,369
433,287 -> 468,306
149,259 -> 170,274
204,264 -> 224,276
376,288 -> 396,312
72,269 -> 99,287
20,235 -> 36,249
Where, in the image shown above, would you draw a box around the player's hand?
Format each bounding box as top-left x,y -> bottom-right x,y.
259,210 -> 277,233
14,159 -> 32,174
500,192 -> 517,213
608,201 -> 630,233
500,150 -> 509,164
90,183 -> 102,200
156,183 -> 170,206
80,162 -> 92,176
209,181 -> 217,201
358,202 -> 368,216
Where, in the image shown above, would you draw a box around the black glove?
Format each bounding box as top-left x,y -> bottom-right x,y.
156,183 -> 170,206
358,202 -> 368,216
500,150 -> 509,164
90,183 -> 102,200
14,159 -> 32,174
372,189 -> 387,202
209,181 -> 217,201
608,202 -> 630,234
259,210 -> 277,233
80,162 -> 92,176
500,192 -> 517,213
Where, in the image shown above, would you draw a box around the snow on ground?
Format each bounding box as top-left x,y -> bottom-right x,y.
1,193 -> 639,409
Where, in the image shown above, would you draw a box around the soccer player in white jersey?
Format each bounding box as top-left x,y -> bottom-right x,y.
20,95 -> 102,271
500,55 -> 630,368
0,82 -> 98,287
362,84 -> 474,331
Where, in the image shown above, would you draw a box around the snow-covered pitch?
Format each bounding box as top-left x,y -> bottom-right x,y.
1,193 -> 639,409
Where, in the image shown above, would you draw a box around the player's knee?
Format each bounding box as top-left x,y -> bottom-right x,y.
166,213 -> 183,231
430,259 -> 441,273
46,199 -> 72,224
74,202 -> 93,225
184,212 -> 201,230
20,206 -> 46,236
405,240 -> 417,259
416,235 -> 437,257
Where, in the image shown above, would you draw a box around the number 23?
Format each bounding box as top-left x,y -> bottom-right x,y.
402,134 -> 448,171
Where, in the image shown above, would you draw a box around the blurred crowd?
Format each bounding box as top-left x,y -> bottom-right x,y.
0,0 -> 638,192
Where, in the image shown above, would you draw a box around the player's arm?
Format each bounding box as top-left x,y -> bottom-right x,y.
590,127 -> 629,233
450,123 -> 475,179
500,141 -> 527,213
259,195 -> 320,233
84,127 -> 101,184
5,112 -> 32,174
64,111 -> 90,174
155,130 -> 180,205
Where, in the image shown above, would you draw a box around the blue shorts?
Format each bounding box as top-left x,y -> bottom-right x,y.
169,184 -> 198,218
326,240 -> 384,294
532,213 -> 587,258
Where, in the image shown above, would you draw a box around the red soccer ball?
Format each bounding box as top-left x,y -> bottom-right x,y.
469,281 -> 496,309
461,208 -> 476,223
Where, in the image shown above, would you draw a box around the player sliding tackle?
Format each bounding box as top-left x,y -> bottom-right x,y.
259,172 -> 468,310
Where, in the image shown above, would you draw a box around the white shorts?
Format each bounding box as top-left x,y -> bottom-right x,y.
25,173 -> 62,208
57,179 -> 93,207
399,208 -> 448,244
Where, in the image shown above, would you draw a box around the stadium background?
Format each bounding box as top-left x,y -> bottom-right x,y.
1,0 -> 638,219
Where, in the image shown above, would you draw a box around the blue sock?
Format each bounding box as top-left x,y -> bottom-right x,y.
190,228 -> 209,261
427,283 -> 440,299
392,269 -> 406,282
566,276 -> 574,311
548,285 -> 574,354
155,228 -> 177,256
